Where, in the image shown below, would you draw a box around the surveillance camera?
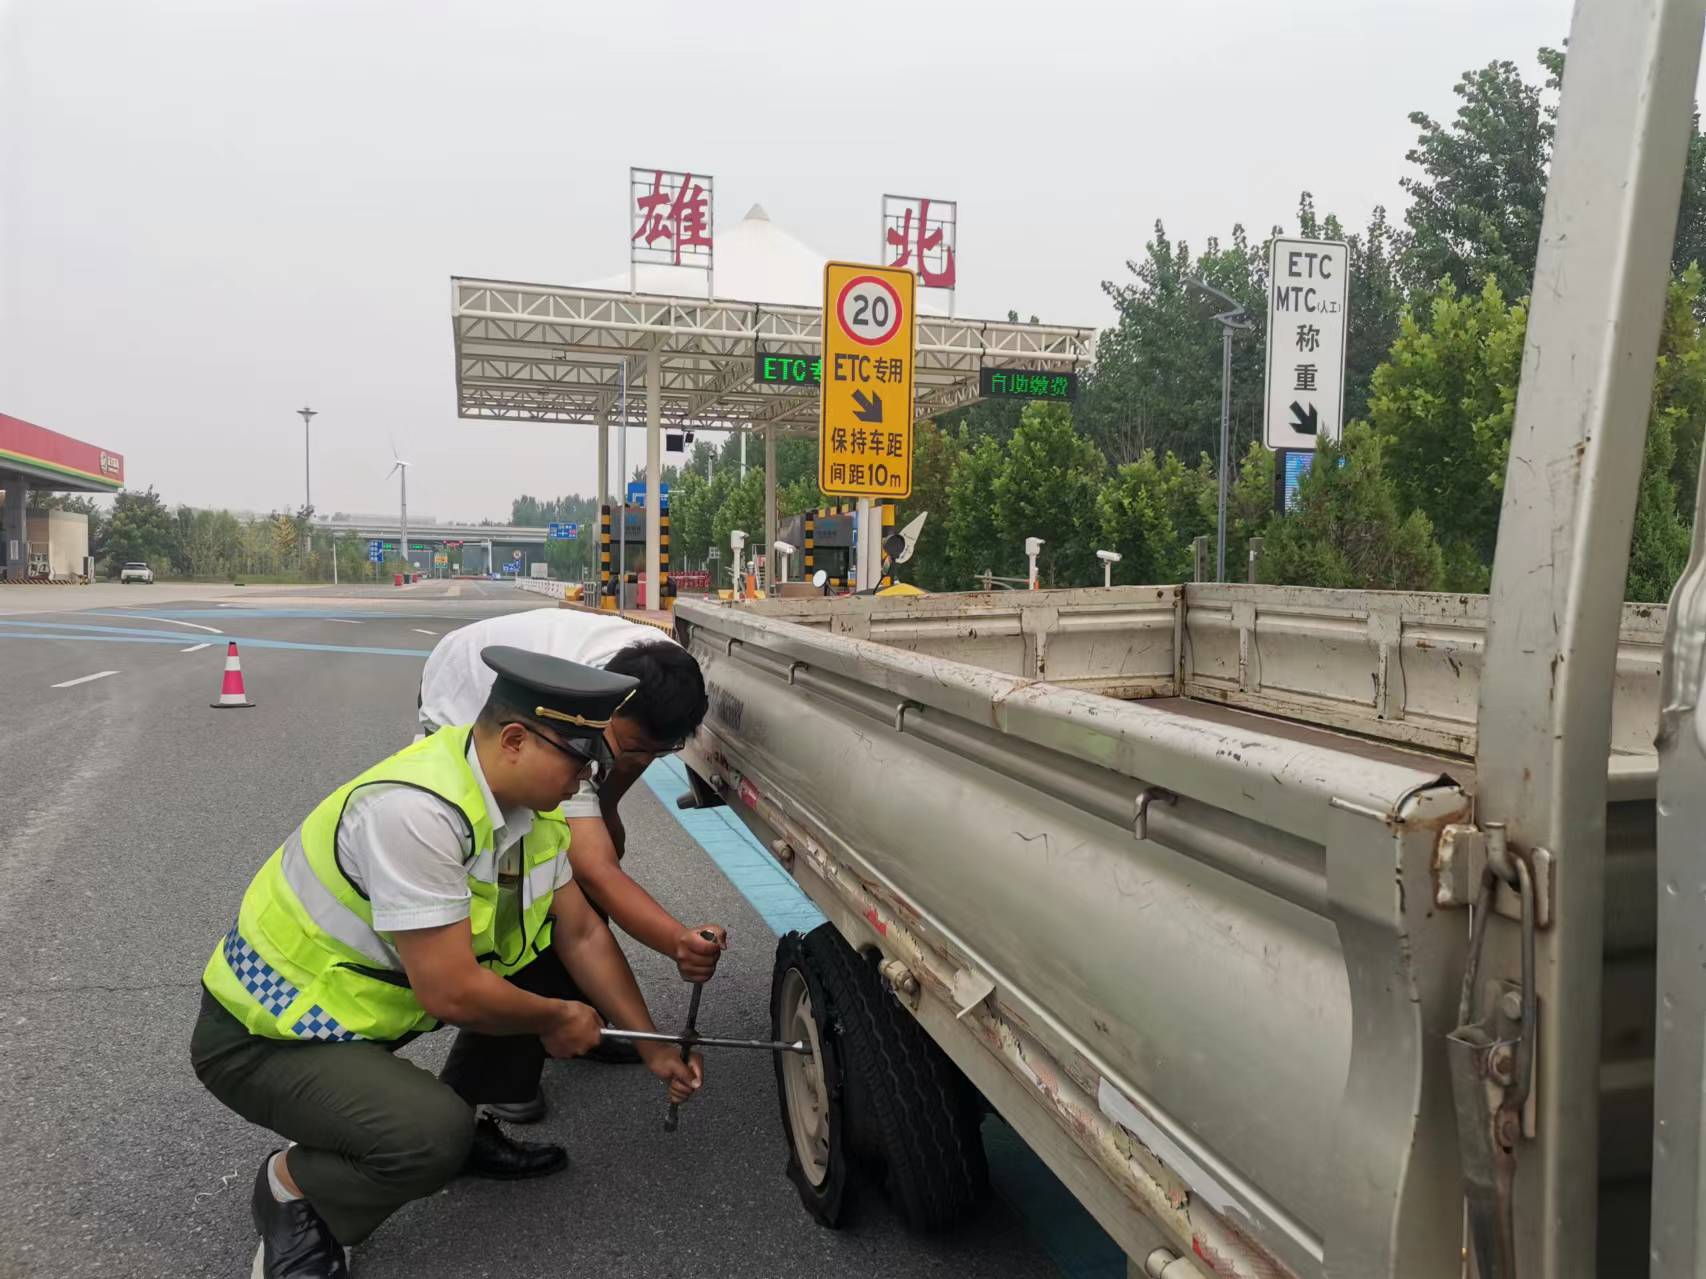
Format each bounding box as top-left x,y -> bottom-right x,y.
1097,549 -> 1123,564
1024,537 -> 1045,556
773,540 -> 796,556
730,530 -> 748,552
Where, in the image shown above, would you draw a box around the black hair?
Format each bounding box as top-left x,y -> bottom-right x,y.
604,640 -> 708,744
475,681 -> 537,734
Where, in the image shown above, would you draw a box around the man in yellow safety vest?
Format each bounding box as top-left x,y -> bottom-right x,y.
192,646 -> 703,1278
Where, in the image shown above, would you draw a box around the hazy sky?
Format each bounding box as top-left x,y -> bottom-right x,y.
0,0 -> 1610,522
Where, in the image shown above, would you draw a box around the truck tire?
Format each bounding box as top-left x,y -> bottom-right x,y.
771,923 -> 989,1231
771,928 -> 857,1226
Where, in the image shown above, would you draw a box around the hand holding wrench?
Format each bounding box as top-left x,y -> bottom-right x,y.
663,928 -> 719,1132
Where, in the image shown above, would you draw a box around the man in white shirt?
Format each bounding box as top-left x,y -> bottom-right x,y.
419,608 -> 725,1117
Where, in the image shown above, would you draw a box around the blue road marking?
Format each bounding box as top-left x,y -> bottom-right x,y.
639,754 -> 1126,1279
87,608 -> 400,620
0,624 -> 429,658
642,756 -> 826,936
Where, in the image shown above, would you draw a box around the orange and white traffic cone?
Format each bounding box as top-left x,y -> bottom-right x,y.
210,641 -> 256,709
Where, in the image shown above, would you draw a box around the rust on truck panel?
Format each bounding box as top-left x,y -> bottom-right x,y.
726,772 -> 1299,1279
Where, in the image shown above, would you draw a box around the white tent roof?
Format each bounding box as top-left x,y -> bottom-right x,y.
580,204 -> 827,307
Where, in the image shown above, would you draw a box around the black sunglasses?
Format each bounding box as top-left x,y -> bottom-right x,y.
504,721 -> 606,779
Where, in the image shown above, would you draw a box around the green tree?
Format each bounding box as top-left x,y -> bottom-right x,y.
898,419 -> 961,591
990,403 -> 1105,587
1227,441 -> 1277,558
1371,271 -> 1705,600
1626,268 -> 1706,599
672,468 -> 731,569
1084,220 -> 1269,467
1367,280 -> 1525,585
1261,424 -> 1445,591
1401,52 -> 1560,302
710,469 -> 766,579
1097,451 -> 1193,584
1654,266 -> 1706,523
946,435 -> 1009,588
104,487 -> 178,575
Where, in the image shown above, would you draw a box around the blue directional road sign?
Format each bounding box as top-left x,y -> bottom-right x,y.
565,522 -> 579,540
501,561 -> 519,574
626,481 -> 670,511
367,540 -> 384,563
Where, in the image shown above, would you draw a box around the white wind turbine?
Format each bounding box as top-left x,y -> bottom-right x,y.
387,441 -> 411,576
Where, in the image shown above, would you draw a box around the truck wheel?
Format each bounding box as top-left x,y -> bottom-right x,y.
772,929 -> 856,1226
772,923 -> 989,1231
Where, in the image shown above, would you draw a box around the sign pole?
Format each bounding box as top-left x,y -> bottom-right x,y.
618,360 -> 628,609
1217,324 -> 1232,582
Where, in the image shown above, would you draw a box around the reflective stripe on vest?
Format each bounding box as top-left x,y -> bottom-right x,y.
203,727 -> 570,1042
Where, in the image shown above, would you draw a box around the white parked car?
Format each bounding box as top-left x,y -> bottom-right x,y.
119,562 -> 155,584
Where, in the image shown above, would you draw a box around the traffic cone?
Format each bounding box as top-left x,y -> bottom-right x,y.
210,641 -> 256,709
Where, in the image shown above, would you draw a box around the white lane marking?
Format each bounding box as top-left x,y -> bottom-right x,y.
412,628 -> 438,636
52,670 -> 119,688
116,614 -> 224,634
181,642 -> 212,653
326,619 -> 362,625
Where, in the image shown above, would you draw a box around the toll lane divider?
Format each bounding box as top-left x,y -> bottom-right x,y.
637,754 -> 1125,1279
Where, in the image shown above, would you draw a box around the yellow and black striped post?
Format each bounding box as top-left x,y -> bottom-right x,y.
803,509 -> 815,578
659,509 -> 673,611
598,505 -> 616,611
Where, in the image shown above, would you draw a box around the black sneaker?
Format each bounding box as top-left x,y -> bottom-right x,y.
250,1153 -> 350,1278
461,1116 -> 568,1180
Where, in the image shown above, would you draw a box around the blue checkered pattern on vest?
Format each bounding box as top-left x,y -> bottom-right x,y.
221,926 -> 362,1043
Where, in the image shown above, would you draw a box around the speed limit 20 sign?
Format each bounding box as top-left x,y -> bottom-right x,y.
819,261 -> 915,499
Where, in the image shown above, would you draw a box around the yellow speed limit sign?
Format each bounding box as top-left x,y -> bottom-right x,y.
818,261 -> 915,499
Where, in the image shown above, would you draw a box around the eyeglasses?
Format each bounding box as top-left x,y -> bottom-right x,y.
611,723 -> 688,761
504,721 -> 604,780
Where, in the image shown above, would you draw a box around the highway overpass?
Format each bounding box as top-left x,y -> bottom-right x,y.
310,519 -> 549,545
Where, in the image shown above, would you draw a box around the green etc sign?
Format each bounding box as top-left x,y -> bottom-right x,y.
980,368 -> 1078,401
754,351 -> 821,387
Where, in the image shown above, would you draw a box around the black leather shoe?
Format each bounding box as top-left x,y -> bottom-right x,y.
250,1153 -> 349,1278
461,1116 -> 568,1180
484,1093 -> 547,1124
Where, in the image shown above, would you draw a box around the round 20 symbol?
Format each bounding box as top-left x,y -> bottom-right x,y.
835,275 -> 904,347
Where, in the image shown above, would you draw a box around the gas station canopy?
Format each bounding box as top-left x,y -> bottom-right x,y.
450,207 -> 1096,434
0,413 -> 125,493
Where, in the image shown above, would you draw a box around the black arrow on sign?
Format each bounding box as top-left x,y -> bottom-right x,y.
1288,401 -> 1319,436
851,390 -> 884,424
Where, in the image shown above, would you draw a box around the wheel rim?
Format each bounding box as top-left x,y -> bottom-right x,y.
779,965 -> 831,1186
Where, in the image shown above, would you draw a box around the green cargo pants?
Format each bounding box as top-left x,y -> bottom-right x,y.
190,989 -> 475,1245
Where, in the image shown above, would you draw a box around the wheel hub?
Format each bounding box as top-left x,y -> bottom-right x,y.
779,966 -> 830,1186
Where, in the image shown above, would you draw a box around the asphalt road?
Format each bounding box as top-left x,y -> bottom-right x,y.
0,582 -> 1083,1279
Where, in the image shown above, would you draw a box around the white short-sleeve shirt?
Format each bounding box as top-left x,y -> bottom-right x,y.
417,609 -> 676,818
337,734 -> 568,934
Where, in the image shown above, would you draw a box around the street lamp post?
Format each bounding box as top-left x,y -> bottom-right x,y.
1185,281 -> 1254,583
297,406 -> 317,555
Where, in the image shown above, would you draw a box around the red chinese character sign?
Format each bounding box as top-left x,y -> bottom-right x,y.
882,194 -> 956,309
630,167 -> 714,291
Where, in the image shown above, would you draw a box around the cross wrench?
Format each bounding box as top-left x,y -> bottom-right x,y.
664,929 -> 719,1133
